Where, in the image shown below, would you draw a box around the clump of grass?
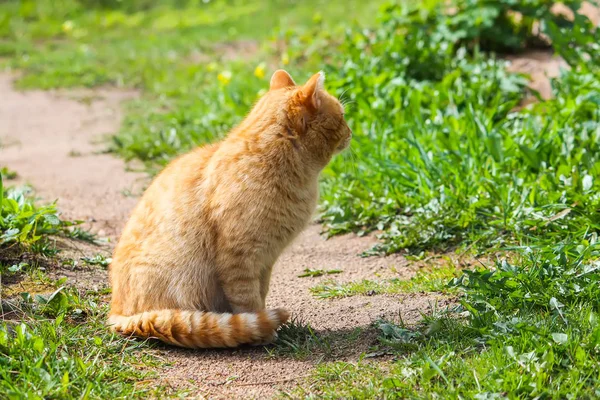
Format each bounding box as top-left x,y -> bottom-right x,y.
68,226 -> 98,243
311,266 -> 461,299
0,167 -> 17,180
0,283 -> 171,398
269,317 -> 331,360
0,173 -> 95,260
450,240 -> 600,329
0,173 -> 63,247
81,254 -> 112,267
298,268 -> 343,278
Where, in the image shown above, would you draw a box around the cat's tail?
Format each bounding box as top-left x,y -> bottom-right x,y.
107,308 -> 289,348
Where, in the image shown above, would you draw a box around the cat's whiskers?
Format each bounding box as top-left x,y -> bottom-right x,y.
341,142 -> 358,177
338,88 -> 350,106
341,100 -> 355,111
348,145 -> 359,176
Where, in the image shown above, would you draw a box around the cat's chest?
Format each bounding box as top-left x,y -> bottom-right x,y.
270,183 -> 317,237
235,180 -> 316,242
275,180 -> 318,218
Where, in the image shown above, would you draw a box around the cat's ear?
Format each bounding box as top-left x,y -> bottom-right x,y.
300,71 -> 325,110
270,69 -> 296,90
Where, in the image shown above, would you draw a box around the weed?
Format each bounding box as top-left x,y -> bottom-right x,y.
68,226 -> 98,243
311,266 -> 461,299
269,317 -> 331,360
0,174 -> 63,247
81,254 -> 112,268
0,167 -> 17,180
298,268 -> 343,278
6,261 -> 29,273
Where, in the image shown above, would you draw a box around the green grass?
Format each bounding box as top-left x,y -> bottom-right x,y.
80,254 -> 112,268
0,171 -> 94,258
2,0 -> 381,91
310,265 -> 461,299
1,173 -> 62,249
1,285 -> 172,398
270,318 -> 333,359
318,1 -> 600,255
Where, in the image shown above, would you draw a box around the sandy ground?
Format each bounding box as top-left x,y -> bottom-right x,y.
0,73 -> 447,399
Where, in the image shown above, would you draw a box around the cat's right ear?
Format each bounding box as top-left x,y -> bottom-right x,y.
270,70 -> 296,90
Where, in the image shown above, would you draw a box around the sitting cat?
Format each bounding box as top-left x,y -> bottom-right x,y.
108,69 -> 351,348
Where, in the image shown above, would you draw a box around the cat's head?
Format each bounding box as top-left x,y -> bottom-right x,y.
264,69 -> 352,166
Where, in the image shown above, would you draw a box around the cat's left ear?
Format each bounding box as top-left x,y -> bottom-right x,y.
270,70 -> 296,90
299,71 -> 325,111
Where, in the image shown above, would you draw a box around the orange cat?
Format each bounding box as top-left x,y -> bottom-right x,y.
108,70 -> 351,348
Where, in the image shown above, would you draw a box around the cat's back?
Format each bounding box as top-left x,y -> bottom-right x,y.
114,143 -> 220,258
152,142 -> 221,201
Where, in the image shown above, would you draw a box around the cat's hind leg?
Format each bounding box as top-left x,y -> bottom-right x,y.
218,263 -> 288,345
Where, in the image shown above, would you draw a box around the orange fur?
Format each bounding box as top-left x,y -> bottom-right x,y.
108,70 -> 352,348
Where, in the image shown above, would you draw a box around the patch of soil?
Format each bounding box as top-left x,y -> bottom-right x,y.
47,237 -> 112,292
507,50 -> 568,101
187,40 -> 260,65
506,2 -> 599,103
0,243 -> 62,302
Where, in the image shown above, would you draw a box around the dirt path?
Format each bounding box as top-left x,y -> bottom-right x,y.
0,75 -> 142,239
0,73 -> 446,399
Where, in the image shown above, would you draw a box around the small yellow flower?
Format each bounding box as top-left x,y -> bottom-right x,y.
62,20 -> 74,33
254,63 -> 266,79
281,53 -> 290,66
217,70 -> 232,85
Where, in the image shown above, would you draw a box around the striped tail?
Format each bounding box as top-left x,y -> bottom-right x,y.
107,308 -> 290,348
